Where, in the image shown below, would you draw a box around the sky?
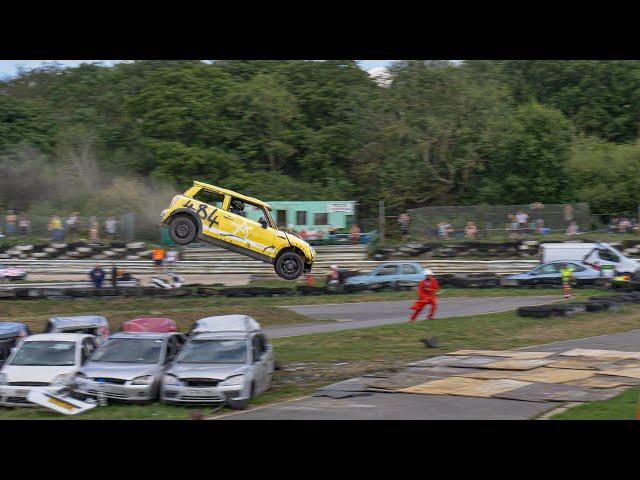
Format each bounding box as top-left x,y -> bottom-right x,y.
0,60 -> 394,79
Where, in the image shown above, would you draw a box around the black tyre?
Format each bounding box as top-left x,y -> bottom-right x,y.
169,215 -> 198,245
274,251 -> 304,280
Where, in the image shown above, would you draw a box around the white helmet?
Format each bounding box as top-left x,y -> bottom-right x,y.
423,269 -> 433,276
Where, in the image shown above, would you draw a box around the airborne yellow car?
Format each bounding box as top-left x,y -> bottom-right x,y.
161,181 -> 316,280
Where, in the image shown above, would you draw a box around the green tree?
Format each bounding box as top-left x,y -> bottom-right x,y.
473,103 -> 573,204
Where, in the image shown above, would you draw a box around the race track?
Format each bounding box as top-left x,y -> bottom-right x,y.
265,295 -> 560,338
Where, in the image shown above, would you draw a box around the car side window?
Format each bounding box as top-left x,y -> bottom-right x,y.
570,263 -> 585,272
252,335 -> 266,363
401,264 -> 418,274
377,265 -> 399,276
598,248 -> 620,262
193,189 -> 225,208
81,339 -> 96,363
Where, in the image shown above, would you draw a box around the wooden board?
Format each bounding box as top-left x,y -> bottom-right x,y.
546,358 -> 612,370
514,368 -> 596,384
559,348 -> 640,360
479,359 -> 554,371
399,377 -> 531,397
599,367 -> 640,379
446,350 -> 555,359
570,377 -> 636,389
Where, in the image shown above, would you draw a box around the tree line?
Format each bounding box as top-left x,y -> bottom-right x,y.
1,60 -> 640,220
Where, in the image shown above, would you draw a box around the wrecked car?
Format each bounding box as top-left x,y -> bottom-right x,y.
162,315 -> 274,409
161,181 -> 316,280
0,333 -> 97,407
45,315 -> 110,344
73,332 -> 187,402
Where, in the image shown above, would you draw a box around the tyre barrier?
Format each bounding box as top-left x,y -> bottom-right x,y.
516,293 -> 640,319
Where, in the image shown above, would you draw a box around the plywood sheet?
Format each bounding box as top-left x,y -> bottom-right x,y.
446,350 -> 555,359
546,358 -> 611,370
479,359 -> 554,371
514,368 -> 596,384
399,377 -> 530,397
365,373 -> 442,391
493,383 -> 592,402
461,370 -> 529,380
599,367 -> 640,379
559,348 -> 640,360
408,355 -> 497,368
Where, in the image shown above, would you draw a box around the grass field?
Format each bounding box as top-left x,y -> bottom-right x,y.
551,387 -> 640,420
0,289 -> 637,419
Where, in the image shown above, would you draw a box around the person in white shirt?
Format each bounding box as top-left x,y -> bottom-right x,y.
165,248 -> 178,268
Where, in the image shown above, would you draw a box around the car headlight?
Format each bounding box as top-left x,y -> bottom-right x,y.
0,373 -> 7,385
51,373 -> 73,386
219,375 -> 246,387
163,375 -> 182,386
131,375 -> 154,386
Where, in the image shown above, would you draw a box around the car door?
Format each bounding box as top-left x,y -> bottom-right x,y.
400,263 -> 421,281
251,334 -> 269,395
217,199 -> 276,259
529,263 -> 560,284
374,263 -> 401,286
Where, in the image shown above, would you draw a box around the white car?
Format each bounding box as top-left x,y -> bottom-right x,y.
0,333 -> 98,407
0,264 -> 27,282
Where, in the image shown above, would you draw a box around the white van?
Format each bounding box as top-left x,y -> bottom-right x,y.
541,242 -> 640,274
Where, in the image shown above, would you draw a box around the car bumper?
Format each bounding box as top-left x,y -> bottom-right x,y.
0,385 -> 64,407
73,379 -> 156,402
161,384 -> 246,405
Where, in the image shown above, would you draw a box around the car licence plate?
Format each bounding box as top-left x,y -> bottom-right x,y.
184,388 -> 217,397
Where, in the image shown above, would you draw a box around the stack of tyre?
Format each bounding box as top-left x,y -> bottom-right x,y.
516,292 -> 640,319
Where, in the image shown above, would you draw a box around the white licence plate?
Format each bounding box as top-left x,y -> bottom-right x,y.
184,388 -> 217,397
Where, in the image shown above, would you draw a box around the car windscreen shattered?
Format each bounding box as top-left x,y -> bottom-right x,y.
176,339 -> 247,364
91,338 -> 163,364
10,341 -> 76,366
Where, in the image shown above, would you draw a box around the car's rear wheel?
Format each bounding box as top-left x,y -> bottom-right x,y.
274,251 -> 304,280
169,215 -> 198,245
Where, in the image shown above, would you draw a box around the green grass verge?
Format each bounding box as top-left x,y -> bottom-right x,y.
551,386 -> 640,420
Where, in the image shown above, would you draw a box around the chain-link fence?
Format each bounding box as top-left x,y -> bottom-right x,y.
0,213 -> 136,243
356,203 -> 634,243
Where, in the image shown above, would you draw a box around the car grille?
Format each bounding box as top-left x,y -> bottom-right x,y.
9,382 -> 49,386
92,377 -> 127,385
183,378 -> 220,387
180,395 -> 225,402
88,389 -> 127,398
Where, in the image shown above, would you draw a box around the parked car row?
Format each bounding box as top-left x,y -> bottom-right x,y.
0,314 -> 274,410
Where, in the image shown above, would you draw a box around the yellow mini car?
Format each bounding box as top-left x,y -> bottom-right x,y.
161,181 -> 316,280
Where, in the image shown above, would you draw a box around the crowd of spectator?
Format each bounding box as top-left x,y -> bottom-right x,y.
1,210 -> 119,243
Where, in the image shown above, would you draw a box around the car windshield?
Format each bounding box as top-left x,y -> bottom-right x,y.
91,338 -> 163,364
176,339 -> 247,364
10,341 -> 76,366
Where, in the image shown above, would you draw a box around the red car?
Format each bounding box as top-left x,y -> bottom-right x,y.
121,317 -> 178,333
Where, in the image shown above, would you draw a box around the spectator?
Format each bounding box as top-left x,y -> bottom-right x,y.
398,213 -> 411,237
464,221 -> 478,239
111,263 -> 118,288
349,224 -> 361,244
438,221 -> 452,239
48,215 -> 64,241
152,245 -> 165,274
515,210 -> 529,229
89,265 -> 105,289
66,212 -> 80,241
620,217 -> 631,233
104,217 -> 118,241
89,216 -> 100,242
508,214 -> 520,240
609,217 -> 620,233
567,221 -> 579,236
299,229 -> 308,240
5,210 -> 17,236
165,247 -> 178,269
19,217 -> 31,236
563,205 -> 574,224
535,218 -> 545,234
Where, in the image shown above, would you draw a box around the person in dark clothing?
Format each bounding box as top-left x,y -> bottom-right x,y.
111,263 -> 118,288
229,199 -> 246,217
90,265 -> 105,289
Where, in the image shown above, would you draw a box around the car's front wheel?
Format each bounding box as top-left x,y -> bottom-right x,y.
169,215 -> 198,245
274,251 -> 304,280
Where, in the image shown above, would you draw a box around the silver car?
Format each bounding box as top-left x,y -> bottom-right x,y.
161,315 -> 274,409
73,332 -> 187,402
